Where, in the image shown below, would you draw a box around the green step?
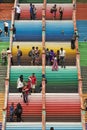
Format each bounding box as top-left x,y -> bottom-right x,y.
79,42 -> 87,66
81,66 -> 87,94
77,0 -> 87,2
19,0 -> 72,3
9,66 -> 78,93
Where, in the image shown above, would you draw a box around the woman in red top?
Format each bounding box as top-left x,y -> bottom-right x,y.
30,73 -> 37,93
22,83 -> 29,103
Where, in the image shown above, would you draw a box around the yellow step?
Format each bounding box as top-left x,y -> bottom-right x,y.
0,93 -> 5,122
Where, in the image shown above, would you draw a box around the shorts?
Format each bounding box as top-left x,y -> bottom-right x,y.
4,27 -> 8,33
31,84 -> 35,89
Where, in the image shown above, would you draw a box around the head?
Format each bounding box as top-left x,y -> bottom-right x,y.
54,4 -> 56,7
50,127 -> 54,130
12,24 -> 14,27
60,48 -> 63,51
46,48 -> 49,51
42,74 -> 45,78
7,47 -> 9,51
20,75 -> 23,79
32,46 -> 35,50
33,5 -> 35,8
32,73 -> 35,77
36,47 -> 38,50
30,3 -> 32,6
17,45 -> 19,49
17,102 -> 21,107
17,4 -> 20,7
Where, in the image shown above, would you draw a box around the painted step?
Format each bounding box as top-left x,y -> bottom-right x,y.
7,93 -> 81,122
9,66 -> 78,93
19,0 -> 72,3
79,42 -> 87,66
19,4 -> 73,20
76,20 -> 87,42
12,42 -> 76,66
6,122 -> 83,130
0,4 -> 13,20
0,93 -> 5,122
15,20 -> 74,41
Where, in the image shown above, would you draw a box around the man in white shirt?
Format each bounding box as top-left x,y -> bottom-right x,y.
59,48 -> 66,68
4,21 -> 9,36
15,5 -> 21,20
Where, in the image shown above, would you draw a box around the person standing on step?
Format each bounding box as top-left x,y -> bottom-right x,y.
52,56 -> 58,71
0,28 -> 2,36
1,49 -> 7,65
17,45 -> 22,65
15,4 -> 21,20
9,102 -> 14,122
46,48 -> 50,65
30,3 -> 34,20
59,48 -> 66,68
15,103 -> 22,122
12,24 -> 16,41
28,46 -> 35,65
50,4 -> 57,20
35,47 -> 40,65
17,75 -> 24,93
7,47 -> 14,65
22,83 -> 29,103
29,73 -> 37,93
33,5 -> 37,20
4,21 -> 9,36
27,77 -> 32,94
59,7 -> 64,20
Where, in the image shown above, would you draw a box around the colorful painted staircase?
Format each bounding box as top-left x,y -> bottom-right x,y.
3,0 -> 83,130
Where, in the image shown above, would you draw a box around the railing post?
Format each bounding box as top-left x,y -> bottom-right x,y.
2,78 -> 9,130
42,0 -> 46,130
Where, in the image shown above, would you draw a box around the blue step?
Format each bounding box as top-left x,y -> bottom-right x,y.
6,122 -> 83,130
15,20 -> 74,41
77,20 -> 87,42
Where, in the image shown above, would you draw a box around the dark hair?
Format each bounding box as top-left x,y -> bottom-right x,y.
32,46 -> 35,50
7,47 -> 9,50
32,73 -> 35,76
17,45 -> 19,49
50,127 -> 54,130
20,75 -> 23,82
36,47 -> 38,49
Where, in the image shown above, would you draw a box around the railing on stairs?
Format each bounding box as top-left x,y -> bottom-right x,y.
42,0 -> 46,130
2,0 -> 17,130
72,0 -> 85,130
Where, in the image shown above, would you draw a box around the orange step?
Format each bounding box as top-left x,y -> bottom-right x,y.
0,93 -> 5,122
0,3 -> 13,20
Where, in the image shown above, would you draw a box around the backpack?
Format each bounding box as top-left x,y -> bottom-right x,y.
50,8 -> 53,13
19,50 -> 22,56
28,50 -> 32,57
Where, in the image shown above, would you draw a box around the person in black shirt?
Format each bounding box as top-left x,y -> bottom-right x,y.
59,7 -> 64,20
